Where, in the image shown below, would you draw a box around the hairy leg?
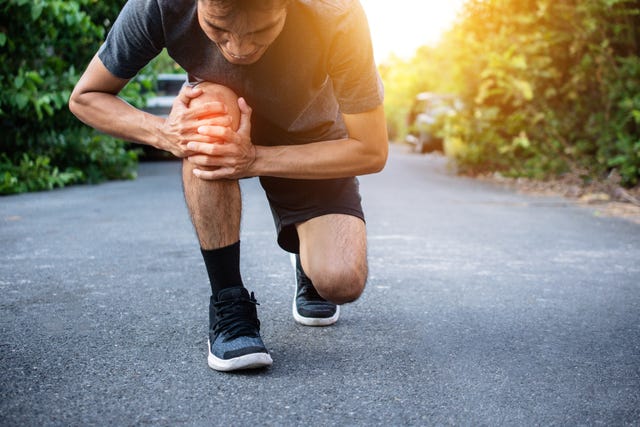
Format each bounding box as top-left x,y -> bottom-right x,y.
296,214 -> 368,305
182,82 -> 242,250
182,162 -> 241,249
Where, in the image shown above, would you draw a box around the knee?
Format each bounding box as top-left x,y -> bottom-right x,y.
188,82 -> 240,131
181,157 -> 240,196
310,263 -> 367,305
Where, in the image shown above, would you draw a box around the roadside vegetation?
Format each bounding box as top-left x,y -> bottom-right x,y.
0,0 -> 134,194
2,0 -> 637,195
381,0 -> 640,188
0,0 -> 183,195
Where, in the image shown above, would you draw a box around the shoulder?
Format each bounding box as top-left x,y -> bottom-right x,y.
293,0 -> 363,22
297,0 -> 360,12
126,0 -> 198,39
120,0 -> 195,22
155,0 -> 196,15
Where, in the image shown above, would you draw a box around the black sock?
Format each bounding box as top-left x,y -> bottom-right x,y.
201,241 -> 244,298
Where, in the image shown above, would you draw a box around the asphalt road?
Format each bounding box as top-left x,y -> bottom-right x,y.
1,146 -> 639,426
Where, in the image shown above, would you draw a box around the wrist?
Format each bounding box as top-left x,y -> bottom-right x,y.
148,115 -> 172,151
249,144 -> 265,176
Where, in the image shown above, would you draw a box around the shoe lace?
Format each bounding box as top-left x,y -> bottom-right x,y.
213,292 -> 261,341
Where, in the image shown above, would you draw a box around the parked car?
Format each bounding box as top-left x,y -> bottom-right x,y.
405,92 -> 462,154
142,73 -> 188,117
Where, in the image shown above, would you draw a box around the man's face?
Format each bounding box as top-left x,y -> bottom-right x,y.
198,2 -> 287,65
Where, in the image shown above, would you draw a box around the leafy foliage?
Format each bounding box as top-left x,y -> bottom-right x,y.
0,0 -> 144,195
382,0 -> 640,187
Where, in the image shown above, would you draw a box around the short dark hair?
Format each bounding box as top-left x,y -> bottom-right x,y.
199,0 -> 290,16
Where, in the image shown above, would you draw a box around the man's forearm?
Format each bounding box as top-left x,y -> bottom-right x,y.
69,91 -> 164,148
69,54 -> 174,153
187,103 -> 389,181
249,104 -> 388,179
251,138 -> 387,179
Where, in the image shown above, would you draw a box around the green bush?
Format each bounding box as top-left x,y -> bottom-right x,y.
0,0 -> 144,195
382,0 -> 640,187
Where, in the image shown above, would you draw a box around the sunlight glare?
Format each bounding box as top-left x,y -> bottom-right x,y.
360,1 -> 467,62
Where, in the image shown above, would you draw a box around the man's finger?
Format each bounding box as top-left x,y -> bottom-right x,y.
186,141 -> 234,156
198,115 -> 233,128
237,97 -> 253,136
192,167 -> 233,181
176,84 -> 203,106
196,125 -> 233,140
183,133 -> 224,144
183,101 -> 228,120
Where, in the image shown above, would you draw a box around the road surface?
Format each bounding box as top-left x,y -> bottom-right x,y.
1,146 -> 639,425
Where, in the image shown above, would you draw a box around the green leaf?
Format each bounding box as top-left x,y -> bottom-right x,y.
511,55 -> 527,70
14,75 -> 24,89
513,79 -> 534,101
14,93 -> 29,109
26,71 -> 44,85
31,3 -> 44,20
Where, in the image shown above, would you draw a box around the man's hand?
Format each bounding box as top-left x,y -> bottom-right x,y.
158,84 -> 233,158
68,55 -> 252,168
185,97 -> 257,180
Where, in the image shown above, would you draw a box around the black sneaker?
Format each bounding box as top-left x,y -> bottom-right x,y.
208,286 -> 273,372
291,254 -> 340,326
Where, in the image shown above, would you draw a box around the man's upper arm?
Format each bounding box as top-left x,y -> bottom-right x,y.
97,0 -> 164,79
328,1 -> 383,115
71,54 -> 130,99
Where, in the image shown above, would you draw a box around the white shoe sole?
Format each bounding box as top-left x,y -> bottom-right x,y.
290,254 -> 340,327
292,300 -> 340,326
207,340 -> 273,372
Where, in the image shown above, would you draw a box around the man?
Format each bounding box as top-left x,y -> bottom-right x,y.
69,0 -> 388,372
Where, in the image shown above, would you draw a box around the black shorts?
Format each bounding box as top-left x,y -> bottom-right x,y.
259,176 -> 365,253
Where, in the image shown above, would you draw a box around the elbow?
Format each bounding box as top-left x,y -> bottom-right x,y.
366,139 -> 388,174
68,92 -> 94,128
374,142 -> 389,172
68,90 -> 82,118
368,152 -> 387,174
68,85 -> 91,121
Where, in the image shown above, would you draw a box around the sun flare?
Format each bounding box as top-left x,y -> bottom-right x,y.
360,1 -> 467,62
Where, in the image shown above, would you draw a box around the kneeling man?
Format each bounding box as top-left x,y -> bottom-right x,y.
69,0 -> 388,372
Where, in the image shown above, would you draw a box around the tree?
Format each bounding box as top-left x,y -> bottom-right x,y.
382,0 -> 640,186
0,0 -> 143,194
447,0 -> 639,185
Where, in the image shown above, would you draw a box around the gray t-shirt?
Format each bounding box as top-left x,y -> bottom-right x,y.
98,0 -> 384,146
